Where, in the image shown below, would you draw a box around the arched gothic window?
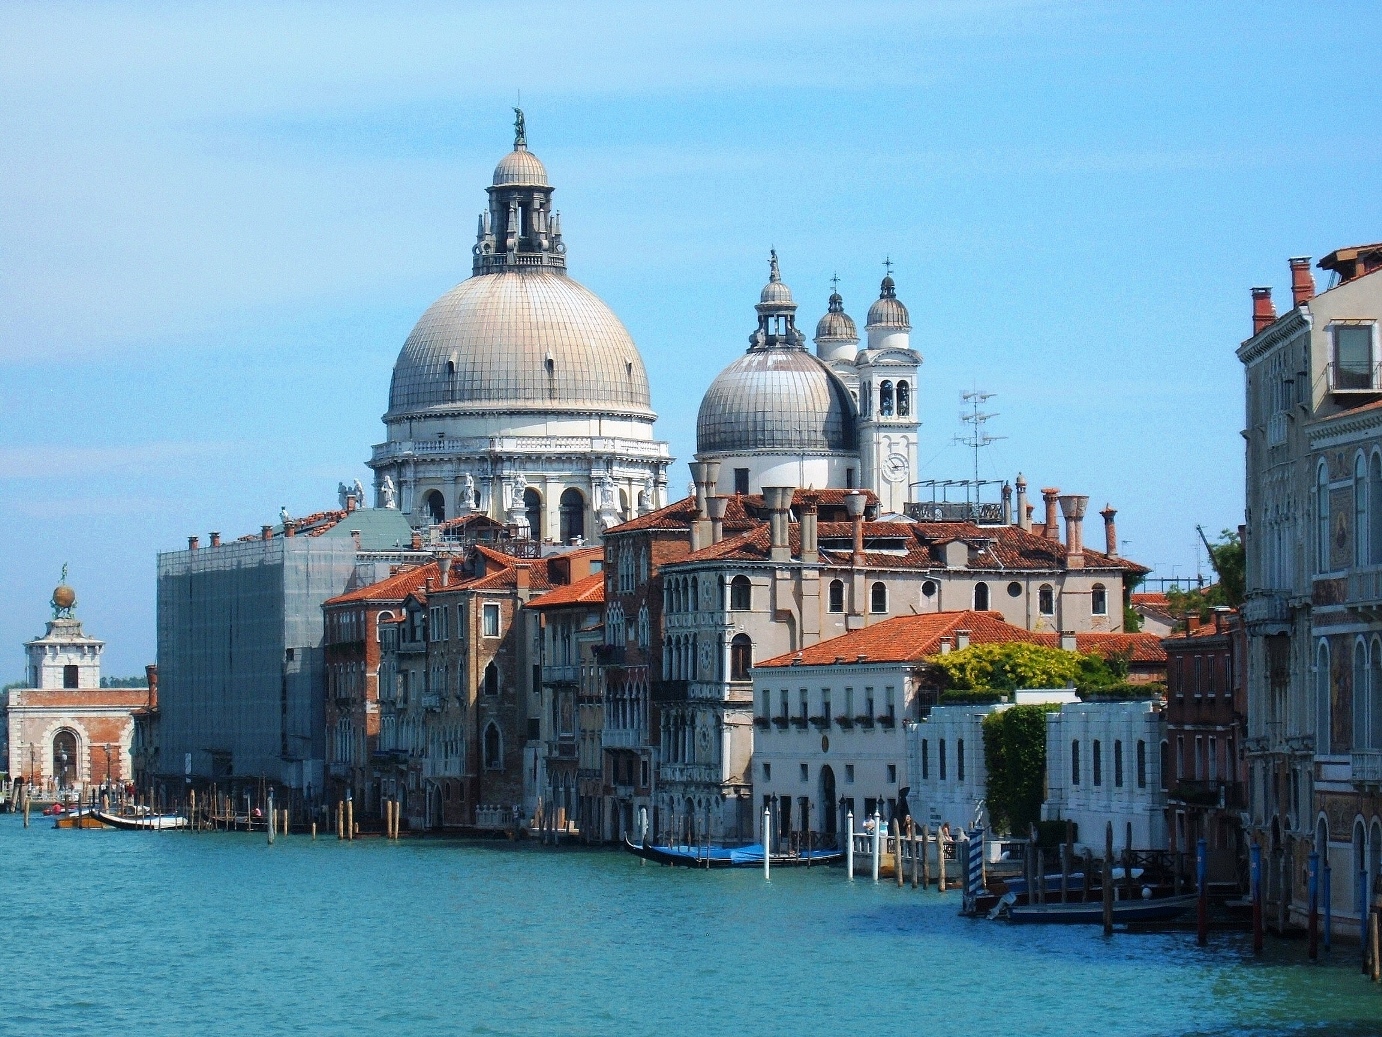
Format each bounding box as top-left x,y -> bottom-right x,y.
897,380 -> 910,416
730,634 -> 753,682
880,380 -> 894,417
870,582 -> 888,614
973,582 -> 990,612
483,723 -> 503,770
828,579 -> 845,613
730,575 -> 752,611
483,661 -> 499,697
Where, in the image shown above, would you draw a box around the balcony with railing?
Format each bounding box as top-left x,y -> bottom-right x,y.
542,663 -> 581,685
1328,361 -> 1382,394
1353,750 -> 1382,785
420,693 -> 440,711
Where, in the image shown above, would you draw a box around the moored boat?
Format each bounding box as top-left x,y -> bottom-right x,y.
622,836 -> 843,869
997,890 -> 1197,924
91,809 -> 189,831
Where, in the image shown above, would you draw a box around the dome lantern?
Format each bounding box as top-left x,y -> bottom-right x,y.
814,273 -> 859,363
865,259 -> 911,350
473,109 -> 565,276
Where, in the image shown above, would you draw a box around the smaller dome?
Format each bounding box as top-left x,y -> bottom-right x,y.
492,146 -> 549,188
866,275 -> 910,329
815,290 -> 858,342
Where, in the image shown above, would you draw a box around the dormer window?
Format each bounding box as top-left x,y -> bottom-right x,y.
1330,323 -> 1378,391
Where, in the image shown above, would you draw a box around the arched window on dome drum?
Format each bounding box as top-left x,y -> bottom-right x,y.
828,579 -> 845,613
880,380 -> 894,417
974,582 -> 990,611
524,488 -> 542,540
424,490 -> 445,525
730,575 -> 752,612
559,488 -> 585,543
730,634 -> 753,682
897,381 -> 910,417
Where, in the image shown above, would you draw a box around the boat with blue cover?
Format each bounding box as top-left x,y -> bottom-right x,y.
622,836 -> 843,869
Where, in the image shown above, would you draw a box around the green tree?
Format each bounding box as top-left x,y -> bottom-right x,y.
982,704 -> 1061,836
929,642 -> 1083,692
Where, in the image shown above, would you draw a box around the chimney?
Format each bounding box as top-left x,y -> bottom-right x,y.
261,524 -> 272,541
1060,630 -> 1078,652
1015,474 -> 1029,531
438,556 -> 452,588
188,536 -> 199,551
1001,482 -> 1013,525
706,496 -> 729,546
145,663 -> 158,708
844,490 -> 867,566
1290,257 -> 1315,308
345,494 -> 357,514
939,637 -> 952,655
1251,287 -> 1276,335
689,461 -> 711,518
1186,613 -> 1201,632
1025,504 -> 1035,529
1058,494 -> 1089,569
798,492 -> 819,564
350,529 -> 361,550
209,531 -> 221,548
410,530 -> 423,551
955,629 -> 971,651
424,578 -> 433,593
515,564 -> 531,603
1041,488 -> 1061,541
763,486 -> 793,563
284,522 -> 296,538
688,460 -> 720,550
1100,504 -> 1118,557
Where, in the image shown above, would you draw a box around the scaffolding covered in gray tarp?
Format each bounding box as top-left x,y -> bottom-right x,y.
155,510 -> 414,792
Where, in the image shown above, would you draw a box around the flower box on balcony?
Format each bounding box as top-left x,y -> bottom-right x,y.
753,716 -> 770,729
834,715 -> 854,729
876,715 -> 896,729
790,716 -> 808,729
809,716 -> 830,730
854,715 -> 875,729
772,716 -> 790,729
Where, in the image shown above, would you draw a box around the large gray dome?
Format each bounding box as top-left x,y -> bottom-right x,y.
387,271 -> 654,418
697,348 -> 857,454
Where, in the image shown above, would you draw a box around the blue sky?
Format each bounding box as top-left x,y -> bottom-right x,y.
3,0 -> 1381,676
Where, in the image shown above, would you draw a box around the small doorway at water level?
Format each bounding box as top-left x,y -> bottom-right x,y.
820,764 -> 836,841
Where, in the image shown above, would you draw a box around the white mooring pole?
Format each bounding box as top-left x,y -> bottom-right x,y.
871,811 -> 882,883
763,807 -> 772,880
846,810 -> 855,881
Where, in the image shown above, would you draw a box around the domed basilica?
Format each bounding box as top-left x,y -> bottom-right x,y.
368,112 -> 672,543
369,113 -> 924,540
697,254 -> 921,515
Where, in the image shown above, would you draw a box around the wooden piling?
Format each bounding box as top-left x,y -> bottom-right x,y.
937,826 -> 946,892
910,824 -> 920,889
346,799 -> 354,842
921,825 -> 931,888
336,800 -> 344,840
23,788 -> 30,828
1371,910 -> 1380,982
311,821 -> 317,840
268,807 -> 275,845
893,820 -> 903,887
1102,821 -> 1114,936
1083,848 -> 1094,903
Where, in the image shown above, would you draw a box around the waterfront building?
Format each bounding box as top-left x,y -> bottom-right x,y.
1238,244 -> 1382,934
366,111 -> 671,539
4,576 -> 154,798
528,571 -> 606,837
155,503 -> 418,798
322,560 -> 440,814
1042,699 -> 1169,851
374,544 -> 600,830
632,468 -> 1147,844
1162,608 -> 1248,883
753,610 -> 1070,843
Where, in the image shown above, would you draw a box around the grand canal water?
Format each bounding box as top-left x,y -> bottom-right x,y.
4,814 -> 1381,1037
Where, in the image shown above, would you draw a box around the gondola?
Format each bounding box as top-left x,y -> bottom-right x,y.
90,809 -> 189,831
996,890 -> 1198,924
622,836 -> 843,869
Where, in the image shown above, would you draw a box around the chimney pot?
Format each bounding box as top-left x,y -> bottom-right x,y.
955,629 -> 971,650
1289,257 -> 1315,308
706,495 -> 729,546
1058,494 -> 1089,568
438,556 -> 452,588
798,492 -> 819,564
410,530 -> 423,551
188,536 -> 199,551
1041,488 -> 1061,541
763,486 -> 794,562
261,524 -> 273,541
1060,630 -> 1078,652
844,490 -> 867,564
350,529 -> 361,550
1251,287 -> 1276,335
209,531 -> 221,547
1099,504 -> 1118,558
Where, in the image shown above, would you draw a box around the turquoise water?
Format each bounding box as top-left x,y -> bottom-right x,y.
4,814 -> 1381,1037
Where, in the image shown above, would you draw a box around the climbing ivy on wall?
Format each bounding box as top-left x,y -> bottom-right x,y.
981,704 -> 1061,837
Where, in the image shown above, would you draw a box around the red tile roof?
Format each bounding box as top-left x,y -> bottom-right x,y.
1066,632 -> 1167,664
757,611 -> 1047,667
678,517 -> 1147,574
528,572 -> 605,609
325,562 -> 439,605
606,490 -> 880,536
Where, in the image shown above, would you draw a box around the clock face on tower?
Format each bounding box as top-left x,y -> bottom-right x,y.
882,453 -> 908,483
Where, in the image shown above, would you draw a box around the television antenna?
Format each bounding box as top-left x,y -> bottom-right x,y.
955,390 -> 1005,506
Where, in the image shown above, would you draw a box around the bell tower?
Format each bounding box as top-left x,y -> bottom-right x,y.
855,264 -> 922,514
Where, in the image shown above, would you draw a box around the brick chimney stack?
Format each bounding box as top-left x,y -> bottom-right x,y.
410,530 -> 422,551
209,531 -> 221,548
706,496 -> 728,546
515,564 -> 531,603
145,663 -> 158,708
1041,488 -> 1061,541
188,536 -> 199,551
1290,257 -> 1315,308
763,487 -> 794,563
1252,287 -> 1276,335
1100,504 -> 1118,557
1058,494 -> 1089,569
844,490 -> 867,566
261,524 -> 272,541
